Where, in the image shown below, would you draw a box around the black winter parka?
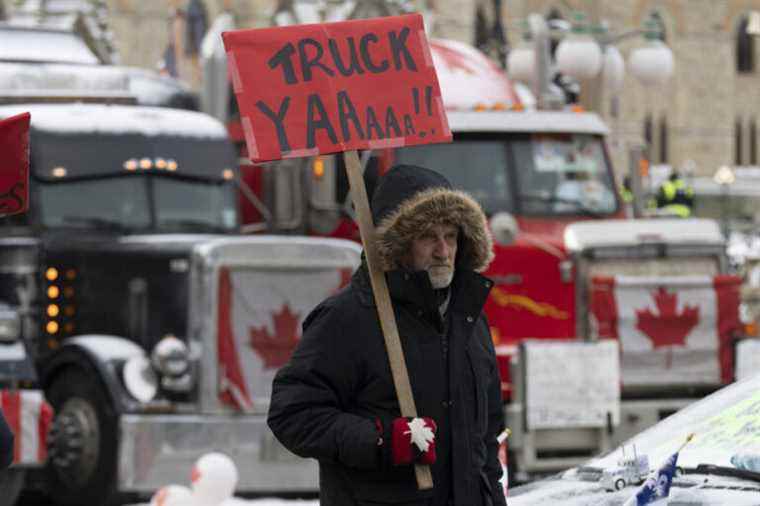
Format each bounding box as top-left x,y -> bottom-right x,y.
268,166 -> 507,506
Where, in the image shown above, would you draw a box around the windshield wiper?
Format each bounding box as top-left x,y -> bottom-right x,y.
682,464 -> 760,484
518,193 -> 605,218
60,216 -> 130,232
157,219 -> 230,233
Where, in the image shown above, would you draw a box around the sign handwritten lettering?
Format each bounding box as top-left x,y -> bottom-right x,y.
222,14 -> 451,162
0,112 -> 30,216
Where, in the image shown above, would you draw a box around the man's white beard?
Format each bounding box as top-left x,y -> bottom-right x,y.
428,267 -> 454,289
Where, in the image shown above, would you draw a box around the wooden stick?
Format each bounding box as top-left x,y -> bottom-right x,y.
342,149 -> 433,490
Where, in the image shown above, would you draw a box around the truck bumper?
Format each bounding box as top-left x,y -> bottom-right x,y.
117,413 -> 318,493
506,397 -> 698,480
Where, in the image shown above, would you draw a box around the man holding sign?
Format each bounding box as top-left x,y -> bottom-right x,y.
224,14 -> 505,505
268,164 -> 506,506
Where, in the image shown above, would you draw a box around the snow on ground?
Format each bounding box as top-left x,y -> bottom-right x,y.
130,499 -> 319,506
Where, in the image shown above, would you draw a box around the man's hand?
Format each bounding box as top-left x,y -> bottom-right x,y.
389,417 -> 437,466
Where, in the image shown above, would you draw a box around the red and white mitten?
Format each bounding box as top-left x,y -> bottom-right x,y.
391,417 -> 437,466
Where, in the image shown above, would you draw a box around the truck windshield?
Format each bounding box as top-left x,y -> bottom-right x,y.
38,175 -> 238,233
394,132 -> 618,217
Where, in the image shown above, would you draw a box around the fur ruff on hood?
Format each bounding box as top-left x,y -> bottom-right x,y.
375,186 -> 494,273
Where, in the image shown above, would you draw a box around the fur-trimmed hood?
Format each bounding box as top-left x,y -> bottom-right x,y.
371,165 -> 494,273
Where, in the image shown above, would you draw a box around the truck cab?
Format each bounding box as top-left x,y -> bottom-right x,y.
0,102 -> 360,505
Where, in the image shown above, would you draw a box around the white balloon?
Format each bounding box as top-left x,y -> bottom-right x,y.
556,36 -> 602,80
191,452 -> 239,505
602,45 -> 625,92
629,40 -> 674,87
150,485 -> 194,506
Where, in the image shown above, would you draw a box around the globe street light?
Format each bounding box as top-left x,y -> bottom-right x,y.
506,11 -> 675,109
555,12 -> 602,80
628,19 -> 674,87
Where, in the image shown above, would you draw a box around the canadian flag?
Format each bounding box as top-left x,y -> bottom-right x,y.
1,389 -> 53,465
216,266 -> 352,411
591,275 -> 740,387
0,112 -> 30,217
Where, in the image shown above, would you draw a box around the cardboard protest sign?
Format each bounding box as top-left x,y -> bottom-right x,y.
0,112 -> 30,216
222,14 -> 451,162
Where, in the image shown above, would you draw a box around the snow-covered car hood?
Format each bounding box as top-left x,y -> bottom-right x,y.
509,474 -> 760,505
511,371 -> 760,505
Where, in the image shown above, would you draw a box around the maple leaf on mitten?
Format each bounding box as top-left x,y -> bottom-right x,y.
391,417 -> 437,466
405,418 -> 435,453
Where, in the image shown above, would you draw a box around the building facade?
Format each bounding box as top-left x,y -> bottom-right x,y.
7,0 -> 759,180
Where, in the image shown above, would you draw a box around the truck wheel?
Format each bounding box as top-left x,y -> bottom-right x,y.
614,478 -> 626,491
0,469 -> 24,506
45,367 -> 120,506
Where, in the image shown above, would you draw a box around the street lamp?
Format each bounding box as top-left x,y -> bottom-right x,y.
714,165 -> 736,237
506,11 -> 675,109
555,12 -> 602,80
628,19 -> 674,87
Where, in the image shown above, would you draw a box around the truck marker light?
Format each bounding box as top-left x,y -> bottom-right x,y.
51,167 -> 67,178
46,321 -> 59,334
65,269 -> 76,280
64,306 -> 75,317
167,160 -> 178,171
155,158 -> 168,170
222,169 -> 235,180
124,159 -> 138,171
45,268 -> 58,281
47,305 -> 59,318
63,287 -> 74,298
47,338 -> 59,349
312,157 -> 325,179
139,158 -> 153,170
47,286 -> 60,299
64,323 -> 74,334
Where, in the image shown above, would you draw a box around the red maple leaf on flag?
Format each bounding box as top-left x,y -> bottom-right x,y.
636,287 -> 700,368
249,304 -> 301,369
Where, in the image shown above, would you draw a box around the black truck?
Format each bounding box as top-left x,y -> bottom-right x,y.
0,102 -> 359,505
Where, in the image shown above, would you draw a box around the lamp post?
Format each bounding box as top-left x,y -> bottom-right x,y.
714,165 -> 736,238
506,11 -> 675,110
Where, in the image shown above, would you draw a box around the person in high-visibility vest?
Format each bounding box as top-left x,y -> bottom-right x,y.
656,170 -> 695,218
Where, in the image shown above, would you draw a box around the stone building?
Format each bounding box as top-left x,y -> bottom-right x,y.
6,0 -> 760,179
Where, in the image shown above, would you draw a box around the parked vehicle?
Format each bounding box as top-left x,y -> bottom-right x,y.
509,371 -> 760,505
0,99 -> 361,506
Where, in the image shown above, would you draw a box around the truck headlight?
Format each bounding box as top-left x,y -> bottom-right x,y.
151,335 -> 190,377
0,306 -> 20,343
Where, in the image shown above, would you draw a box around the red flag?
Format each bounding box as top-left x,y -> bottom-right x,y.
0,112 -> 30,216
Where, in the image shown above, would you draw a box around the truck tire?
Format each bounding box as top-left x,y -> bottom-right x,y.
45,366 -> 120,506
614,478 -> 626,491
0,469 -> 24,506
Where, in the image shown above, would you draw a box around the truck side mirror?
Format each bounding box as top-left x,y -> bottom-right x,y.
489,212 -> 519,246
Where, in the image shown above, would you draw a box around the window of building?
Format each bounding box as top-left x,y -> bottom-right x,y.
659,116 -> 669,164
737,15 -> 755,73
736,118 -> 744,165
644,115 -> 654,161
474,0 -> 507,67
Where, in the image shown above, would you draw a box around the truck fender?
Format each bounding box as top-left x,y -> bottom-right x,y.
40,335 -> 147,413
